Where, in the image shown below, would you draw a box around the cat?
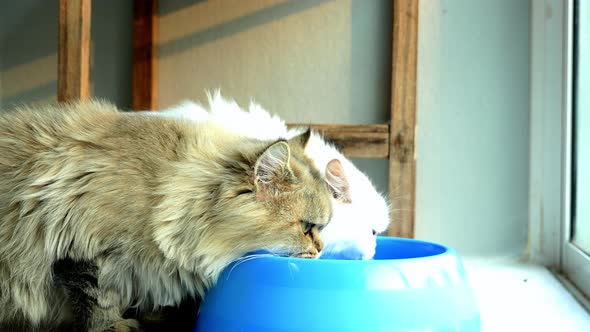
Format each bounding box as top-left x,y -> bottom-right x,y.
0,100 -> 339,332
144,91 -> 391,260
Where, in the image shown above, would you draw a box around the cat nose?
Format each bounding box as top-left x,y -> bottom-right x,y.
309,246 -> 319,256
372,229 -> 377,236
306,227 -> 324,253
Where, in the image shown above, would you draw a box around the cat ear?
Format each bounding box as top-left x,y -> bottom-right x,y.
254,141 -> 293,199
325,159 -> 351,203
288,128 -> 312,149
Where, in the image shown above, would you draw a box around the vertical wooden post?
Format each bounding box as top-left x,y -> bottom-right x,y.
388,0 -> 419,238
58,0 -> 91,102
133,0 -> 158,111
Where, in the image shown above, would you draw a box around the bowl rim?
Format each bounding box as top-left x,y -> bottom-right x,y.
236,236 -> 453,266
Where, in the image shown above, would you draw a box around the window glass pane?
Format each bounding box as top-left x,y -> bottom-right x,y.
573,0 -> 590,254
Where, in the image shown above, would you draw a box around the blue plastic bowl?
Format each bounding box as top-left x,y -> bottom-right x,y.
195,237 -> 481,332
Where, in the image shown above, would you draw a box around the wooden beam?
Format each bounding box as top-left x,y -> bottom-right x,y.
287,124 -> 390,159
388,0 -> 419,238
133,0 -> 158,111
58,0 -> 91,102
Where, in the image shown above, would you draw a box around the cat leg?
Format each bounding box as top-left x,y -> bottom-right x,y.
53,258 -> 141,332
90,288 -> 140,332
129,297 -> 201,331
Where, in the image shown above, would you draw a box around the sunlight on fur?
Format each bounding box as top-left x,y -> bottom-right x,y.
0,100 -> 332,331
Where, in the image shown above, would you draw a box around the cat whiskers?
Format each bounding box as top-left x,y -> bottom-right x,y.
226,252 -> 279,280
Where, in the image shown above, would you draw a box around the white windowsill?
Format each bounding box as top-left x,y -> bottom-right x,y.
463,257 -> 590,332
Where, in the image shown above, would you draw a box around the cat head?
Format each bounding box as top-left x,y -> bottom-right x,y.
319,159 -> 390,260
236,129 -> 334,259
286,131 -> 389,260
153,129 -> 333,288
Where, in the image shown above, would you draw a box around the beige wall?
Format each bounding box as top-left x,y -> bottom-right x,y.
415,0 -> 530,257
158,0 -> 392,125
0,1 -> 59,107
0,0 -> 132,109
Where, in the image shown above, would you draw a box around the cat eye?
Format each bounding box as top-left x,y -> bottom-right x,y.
301,221 -> 313,234
235,189 -> 253,196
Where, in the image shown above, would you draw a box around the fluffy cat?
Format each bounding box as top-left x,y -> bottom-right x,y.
145,91 -> 391,260
0,100 -> 336,331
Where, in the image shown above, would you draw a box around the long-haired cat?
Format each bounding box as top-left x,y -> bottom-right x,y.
0,100 -> 337,331
146,91 -> 391,260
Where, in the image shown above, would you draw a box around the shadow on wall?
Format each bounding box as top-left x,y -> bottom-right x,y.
0,0 -> 133,109
349,0 -> 392,124
158,0 -> 393,122
1,0 -> 335,110
157,0 -> 391,123
1,0 -> 392,123
158,0 -> 333,57
0,0 -> 58,107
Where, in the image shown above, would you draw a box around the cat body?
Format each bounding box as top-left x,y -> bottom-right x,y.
147,92 -> 391,259
0,101 -> 333,331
